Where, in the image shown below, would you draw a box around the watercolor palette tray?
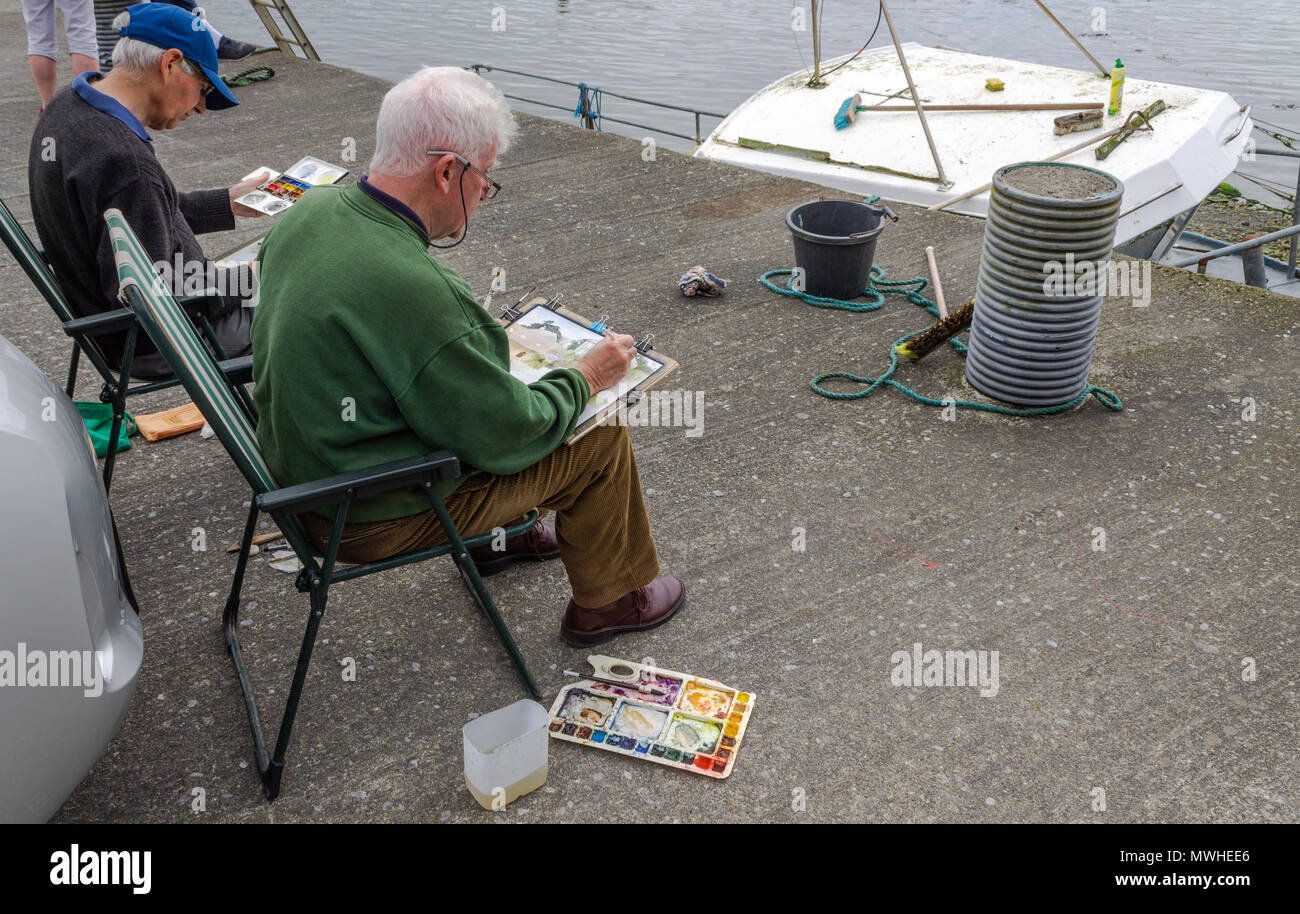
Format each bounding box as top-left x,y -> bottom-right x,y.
547,655 -> 755,779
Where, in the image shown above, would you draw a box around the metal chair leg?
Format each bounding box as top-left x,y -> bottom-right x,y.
223,501 -> 272,783
261,574 -> 329,800
429,491 -> 542,699
109,507 -> 140,614
101,327 -> 136,491
65,341 -> 81,398
223,500 -> 260,625
225,498 -> 348,801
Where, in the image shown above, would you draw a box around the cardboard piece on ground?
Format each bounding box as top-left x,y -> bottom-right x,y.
134,402 -> 206,442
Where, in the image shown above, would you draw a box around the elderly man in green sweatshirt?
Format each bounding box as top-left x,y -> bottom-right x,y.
251,66 -> 683,647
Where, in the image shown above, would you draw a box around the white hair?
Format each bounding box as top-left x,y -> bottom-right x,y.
369,66 -> 517,177
109,10 -> 199,77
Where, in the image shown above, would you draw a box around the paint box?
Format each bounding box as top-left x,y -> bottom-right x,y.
234,156 -> 349,215
547,655 -> 756,779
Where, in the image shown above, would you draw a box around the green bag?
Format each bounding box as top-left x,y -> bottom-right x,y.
75,401 -> 137,458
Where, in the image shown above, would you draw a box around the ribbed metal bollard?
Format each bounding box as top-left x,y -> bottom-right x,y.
964,162 -> 1124,407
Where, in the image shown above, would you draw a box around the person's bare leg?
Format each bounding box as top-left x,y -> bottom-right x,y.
29,55 -> 57,107
70,52 -> 96,75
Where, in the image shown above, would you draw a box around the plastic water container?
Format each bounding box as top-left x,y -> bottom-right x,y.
463,699 -> 549,810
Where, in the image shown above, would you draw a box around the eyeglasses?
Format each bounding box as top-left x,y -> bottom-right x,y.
182,59 -> 215,98
426,149 -> 501,200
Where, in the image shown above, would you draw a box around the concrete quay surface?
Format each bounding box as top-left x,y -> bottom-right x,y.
0,1 -> 1295,822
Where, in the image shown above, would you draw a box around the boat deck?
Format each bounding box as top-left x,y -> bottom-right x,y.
698,44 -> 1251,245
1,1 -> 1297,822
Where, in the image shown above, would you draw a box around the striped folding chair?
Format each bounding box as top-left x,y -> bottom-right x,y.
0,194 -> 253,489
105,208 -> 542,801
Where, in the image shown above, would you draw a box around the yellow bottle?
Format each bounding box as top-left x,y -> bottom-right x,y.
1107,58 -> 1125,116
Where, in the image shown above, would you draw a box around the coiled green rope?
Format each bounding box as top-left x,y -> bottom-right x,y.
222,65 -> 275,88
759,267 -> 1123,417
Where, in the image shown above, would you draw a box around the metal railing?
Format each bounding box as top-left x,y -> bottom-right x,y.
237,10 -> 723,144
467,64 -> 727,146
1171,148 -> 1300,282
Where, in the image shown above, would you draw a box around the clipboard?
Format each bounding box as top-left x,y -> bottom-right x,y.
499,295 -> 678,444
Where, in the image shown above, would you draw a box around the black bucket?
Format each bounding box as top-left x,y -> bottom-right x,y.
786,199 -> 894,299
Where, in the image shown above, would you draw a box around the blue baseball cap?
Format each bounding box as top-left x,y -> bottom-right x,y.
117,3 -> 240,110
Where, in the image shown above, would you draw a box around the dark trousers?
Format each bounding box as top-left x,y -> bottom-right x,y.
129,299 -> 252,379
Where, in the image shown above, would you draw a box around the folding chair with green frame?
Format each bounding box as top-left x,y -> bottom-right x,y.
0,194 -> 255,490
105,208 -> 543,801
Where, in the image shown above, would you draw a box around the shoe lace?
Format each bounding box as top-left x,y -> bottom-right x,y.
524,524 -> 546,557
633,586 -> 649,615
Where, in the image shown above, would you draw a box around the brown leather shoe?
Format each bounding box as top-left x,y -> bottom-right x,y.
469,517 -> 559,575
560,576 -> 685,647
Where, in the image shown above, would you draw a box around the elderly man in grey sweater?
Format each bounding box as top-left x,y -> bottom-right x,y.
28,2 -> 267,378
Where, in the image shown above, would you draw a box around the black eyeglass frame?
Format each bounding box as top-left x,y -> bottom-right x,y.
425,149 -> 501,200
182,58 -> 216,98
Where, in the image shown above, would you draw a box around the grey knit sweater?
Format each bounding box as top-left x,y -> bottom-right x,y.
27,76 -> 239,367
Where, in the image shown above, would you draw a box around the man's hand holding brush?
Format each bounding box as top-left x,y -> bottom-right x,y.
576,333 -> 637,392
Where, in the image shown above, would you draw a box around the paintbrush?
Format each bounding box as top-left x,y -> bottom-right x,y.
894,246 -> 974,360
508,284 -> 536,310
497,285 -> 538,323
563,670 -> 667,695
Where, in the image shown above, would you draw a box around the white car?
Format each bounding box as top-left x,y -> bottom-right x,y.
0,332 -> 142,822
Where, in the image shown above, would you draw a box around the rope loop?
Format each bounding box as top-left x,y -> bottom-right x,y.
573,83 -> 603,131
763,264 -> 1122,417
221,65 -> 274,88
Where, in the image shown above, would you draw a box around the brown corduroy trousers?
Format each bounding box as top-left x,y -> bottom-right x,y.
298,424 -> 660,608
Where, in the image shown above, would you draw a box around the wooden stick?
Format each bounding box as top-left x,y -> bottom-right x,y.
878,0 -> 950,188
810,0 -> 822,86
867,102 -> 1103,112
924,246 -> 947,319
926,126 -> 1123,212
226,530 -> 285,553
1033,0 -> 1109,77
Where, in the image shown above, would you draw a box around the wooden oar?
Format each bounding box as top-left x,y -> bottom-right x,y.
868,102 -> 1104,112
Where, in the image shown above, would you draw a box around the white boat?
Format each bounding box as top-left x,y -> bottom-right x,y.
695,43 -> 1253,259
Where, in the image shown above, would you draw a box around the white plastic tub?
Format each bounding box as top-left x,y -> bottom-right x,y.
463,699 -> 550,810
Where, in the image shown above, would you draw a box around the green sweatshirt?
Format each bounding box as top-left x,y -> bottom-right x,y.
251,183 -> 590,521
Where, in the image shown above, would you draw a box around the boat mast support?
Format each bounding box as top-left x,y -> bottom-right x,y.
878,0 -> 951,188
1032,0 -> 1109,77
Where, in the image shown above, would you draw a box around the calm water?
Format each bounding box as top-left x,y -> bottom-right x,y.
211,0 -> 1298,205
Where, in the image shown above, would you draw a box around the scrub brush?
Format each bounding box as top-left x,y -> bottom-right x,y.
833,93 -> 868,130
894,246 -> 974,360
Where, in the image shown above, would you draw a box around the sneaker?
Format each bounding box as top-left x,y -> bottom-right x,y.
218,36 -> 260,61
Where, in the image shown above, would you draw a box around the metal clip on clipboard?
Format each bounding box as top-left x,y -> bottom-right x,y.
498,285 -> 535,323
